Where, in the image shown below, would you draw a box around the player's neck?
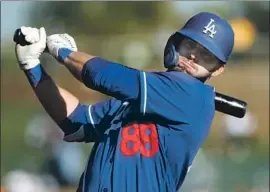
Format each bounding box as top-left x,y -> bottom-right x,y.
197,77 -> 208,83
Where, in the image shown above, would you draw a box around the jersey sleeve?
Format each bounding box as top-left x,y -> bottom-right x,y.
81,57 -> 141,105
138,71 -> 207,124
58,98 -> 118,143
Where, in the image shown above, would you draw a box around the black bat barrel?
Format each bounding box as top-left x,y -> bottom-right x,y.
215,92 -> 247,118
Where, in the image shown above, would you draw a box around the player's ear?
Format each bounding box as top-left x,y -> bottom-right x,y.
211,64 -> 225,77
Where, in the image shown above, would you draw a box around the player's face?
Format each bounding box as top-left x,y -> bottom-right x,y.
176,38 -> 224,79
176,56 -> 211,78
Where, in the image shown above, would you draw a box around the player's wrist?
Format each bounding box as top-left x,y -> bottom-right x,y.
57,48 -> 74,63
24,64 -> 43,87
24,64 -> 51,88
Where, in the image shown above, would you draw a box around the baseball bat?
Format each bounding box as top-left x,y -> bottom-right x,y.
214,92 -> 247,118
13,28 -> 248,118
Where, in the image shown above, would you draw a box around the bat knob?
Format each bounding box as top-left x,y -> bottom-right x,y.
13,28 -> 31,46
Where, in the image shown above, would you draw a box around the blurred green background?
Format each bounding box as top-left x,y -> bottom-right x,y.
1,1 -> 269,192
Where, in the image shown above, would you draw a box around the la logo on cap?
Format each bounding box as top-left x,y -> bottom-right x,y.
203,19 -> 217,38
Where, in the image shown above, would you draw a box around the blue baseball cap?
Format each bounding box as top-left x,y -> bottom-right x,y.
177,12 -> 235,63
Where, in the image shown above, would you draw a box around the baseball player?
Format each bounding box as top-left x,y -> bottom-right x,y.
14,12 -> 234,192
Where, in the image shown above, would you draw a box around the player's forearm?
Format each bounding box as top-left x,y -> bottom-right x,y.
63,51 -> 96,82
24,64 -> 79,124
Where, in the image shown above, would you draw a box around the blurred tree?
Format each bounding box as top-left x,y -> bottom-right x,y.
28,2 -> 182,67
29,2 -> 179,35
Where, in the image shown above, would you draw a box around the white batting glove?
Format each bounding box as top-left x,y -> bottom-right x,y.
15,26 -> 47,70
46,33 -> 77,62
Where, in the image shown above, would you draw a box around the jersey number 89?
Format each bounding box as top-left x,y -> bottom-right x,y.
120,123 -> 159,157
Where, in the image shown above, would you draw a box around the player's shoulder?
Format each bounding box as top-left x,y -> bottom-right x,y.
149,70 -> 198,83
149,71 -> 212,91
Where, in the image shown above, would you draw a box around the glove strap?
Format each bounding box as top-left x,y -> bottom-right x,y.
58,48 -> 73,63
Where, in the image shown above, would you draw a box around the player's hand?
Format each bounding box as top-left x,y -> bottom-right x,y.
178,56 -> 210,78
46,33 -> 78,63
15,26 -> 46,70
178,56 -> 198,74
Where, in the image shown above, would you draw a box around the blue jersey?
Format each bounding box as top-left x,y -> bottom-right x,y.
59,58 -> 215,192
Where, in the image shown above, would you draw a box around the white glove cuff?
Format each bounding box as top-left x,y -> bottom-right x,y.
20,59 -> 41,70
